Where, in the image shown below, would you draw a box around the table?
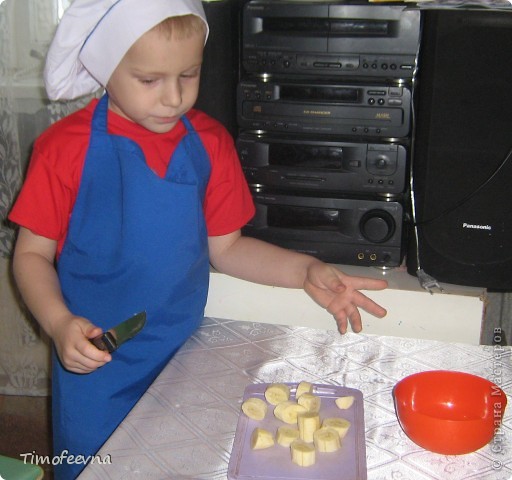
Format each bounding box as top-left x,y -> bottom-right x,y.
79,317 -> 512,480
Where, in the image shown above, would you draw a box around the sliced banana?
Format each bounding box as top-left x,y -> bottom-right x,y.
335,395 -> 355,410
250,427 -> 275,450
297,392 -> 321,413
313,427 -> 341,453
322,417 -> 351,439
264,383 -> 291,405
297,411 -> 320,443
274,401 -> 307,424
241,397 -> 268,421
276,425 -> 300,447
290,439 -> 316,467
295,381 -> 313,399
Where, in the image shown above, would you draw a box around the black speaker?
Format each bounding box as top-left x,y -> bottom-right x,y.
195,0 -> 243,138
407,9 -> 512,289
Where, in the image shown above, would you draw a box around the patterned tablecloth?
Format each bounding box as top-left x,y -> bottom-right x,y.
79,317 -> 512,480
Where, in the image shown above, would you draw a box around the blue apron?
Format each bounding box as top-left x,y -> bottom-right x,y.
53,95 -> 211,479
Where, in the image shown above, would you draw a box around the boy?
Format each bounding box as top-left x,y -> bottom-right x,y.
9,1 -> 387,478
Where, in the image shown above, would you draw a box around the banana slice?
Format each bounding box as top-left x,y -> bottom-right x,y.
297,392 -> 321,413
264,383 -> 291,405
313,427 -> 341,453
335,395 -> 355,410
295,381 -> 313,399
250,427 -> 275,450
276,425 -> 300,447
322,417 -> 351,439
297,411 -> 320,443
241,397 -> 268,421
274,401 -> 307,424
290,439 -> 316,467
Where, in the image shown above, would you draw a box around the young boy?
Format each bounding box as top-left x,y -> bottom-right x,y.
9,1 -> 387,478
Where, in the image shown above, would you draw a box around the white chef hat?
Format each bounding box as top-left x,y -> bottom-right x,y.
44,0 -> 209,101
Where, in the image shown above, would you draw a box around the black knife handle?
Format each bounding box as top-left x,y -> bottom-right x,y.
91,332 -> 117,353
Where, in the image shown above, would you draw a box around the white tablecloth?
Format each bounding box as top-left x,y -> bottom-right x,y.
79,317 -> 512,480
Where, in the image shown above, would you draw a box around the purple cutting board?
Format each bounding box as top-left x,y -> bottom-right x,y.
228,383 -> 367,480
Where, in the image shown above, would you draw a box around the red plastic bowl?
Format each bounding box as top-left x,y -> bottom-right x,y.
393,370 -> 507,455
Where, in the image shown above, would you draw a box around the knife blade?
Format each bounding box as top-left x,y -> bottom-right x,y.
91,311 -> 146,353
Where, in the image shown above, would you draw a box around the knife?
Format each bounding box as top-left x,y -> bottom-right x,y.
91,311 -> 146,353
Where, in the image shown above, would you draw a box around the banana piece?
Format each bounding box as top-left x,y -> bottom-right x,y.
295,381 -> 313,399
313,427 -> 341,453
290,439 -> 316,467
297,392 -> 321,413
274,401 -> 307,424
335,395 -> 355,410
276,426 -> 300,447
297,411 -> 320,443
322,417 -> 351,439
264,383 -> 290,405
250,427 -> 275,450
241,397 -> 268,421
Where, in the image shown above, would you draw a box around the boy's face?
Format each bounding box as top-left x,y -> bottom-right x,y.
106,26 -> 205,133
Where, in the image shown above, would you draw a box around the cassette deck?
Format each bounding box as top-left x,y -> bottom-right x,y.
242,1 -> 421,80
237,132 -> 407,195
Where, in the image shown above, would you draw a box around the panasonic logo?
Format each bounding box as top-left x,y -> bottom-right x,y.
463,223 -> 492,231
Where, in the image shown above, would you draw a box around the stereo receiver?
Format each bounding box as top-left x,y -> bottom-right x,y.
237,132 -> 407,195
238,80 -> 411,138
242,1 -> 420,80
243,189 -> 404,266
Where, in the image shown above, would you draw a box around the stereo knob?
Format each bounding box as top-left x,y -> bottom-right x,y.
359,210 -> 395,243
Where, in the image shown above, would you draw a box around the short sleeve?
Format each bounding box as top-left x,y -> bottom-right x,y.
8,106 -> 92,253
194,113 -> 255,236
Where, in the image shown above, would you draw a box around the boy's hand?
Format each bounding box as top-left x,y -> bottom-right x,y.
303,262 -> 388,334
51,314 -> 112,374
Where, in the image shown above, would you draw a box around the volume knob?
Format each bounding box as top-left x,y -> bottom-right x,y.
360,210 -> 395,243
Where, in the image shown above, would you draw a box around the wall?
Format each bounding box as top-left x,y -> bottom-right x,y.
206,264 -> 484,345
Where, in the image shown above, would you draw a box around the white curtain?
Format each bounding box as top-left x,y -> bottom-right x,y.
0,0 -> 94,396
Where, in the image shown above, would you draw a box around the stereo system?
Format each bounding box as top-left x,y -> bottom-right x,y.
244,189 -> 404,266
203,0 -> 511,286
236,0 -> 420,267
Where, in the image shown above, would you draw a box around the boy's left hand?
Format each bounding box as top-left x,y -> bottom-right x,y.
303,262 -> 388,334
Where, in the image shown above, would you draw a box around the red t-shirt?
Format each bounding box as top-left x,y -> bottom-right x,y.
9,100 -> 255,255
